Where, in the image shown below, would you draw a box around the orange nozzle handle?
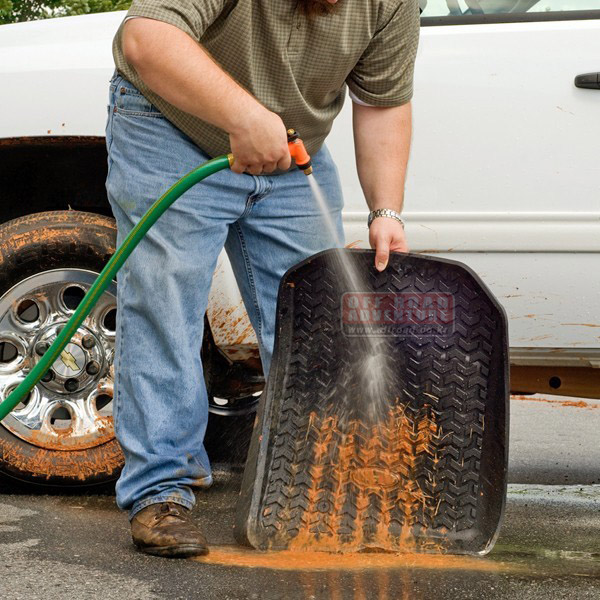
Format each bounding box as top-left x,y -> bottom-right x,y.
287,129 -> 312,174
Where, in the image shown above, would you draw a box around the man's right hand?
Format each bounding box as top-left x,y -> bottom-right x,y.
122,19 -> 292,176
228,108 -> 291,175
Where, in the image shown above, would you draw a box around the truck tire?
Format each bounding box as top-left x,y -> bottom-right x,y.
0,211 -> 123,486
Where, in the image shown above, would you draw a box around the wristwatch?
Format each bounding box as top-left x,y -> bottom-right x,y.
367,208 -> 404,229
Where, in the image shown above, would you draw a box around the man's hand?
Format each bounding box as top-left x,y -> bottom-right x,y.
122,18 -> 290,175
228,108 -> 291,175
369,218 -> 409,272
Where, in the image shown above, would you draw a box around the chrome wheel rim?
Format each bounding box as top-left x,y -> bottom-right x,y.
0,269 -> 116,450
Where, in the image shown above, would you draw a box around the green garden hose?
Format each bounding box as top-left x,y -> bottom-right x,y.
0,153 -> 233,421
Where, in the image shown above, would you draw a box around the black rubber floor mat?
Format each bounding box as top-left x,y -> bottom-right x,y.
235,250 -> 509,555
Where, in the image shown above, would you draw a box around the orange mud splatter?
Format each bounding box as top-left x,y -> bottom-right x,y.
26,416 -> 115,451
5,214 -> 114,251
0,438 -> 123,480
285,406 -> 449,553
193,545 -> 512,573
511,395 -> 598,409
232,325 -> 256,345
561,400 -> 591,408
207,300 -> 257,346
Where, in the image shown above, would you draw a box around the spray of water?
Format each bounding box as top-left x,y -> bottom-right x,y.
307,175 -> 362,291
306,174 -> 391,425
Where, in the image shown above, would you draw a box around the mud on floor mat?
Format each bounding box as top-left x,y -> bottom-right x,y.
235,250 -> 509,555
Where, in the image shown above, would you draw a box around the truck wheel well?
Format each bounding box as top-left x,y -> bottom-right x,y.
0,136 -> 112,224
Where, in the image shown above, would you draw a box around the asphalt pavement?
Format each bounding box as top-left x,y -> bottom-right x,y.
0,394 -> 598,600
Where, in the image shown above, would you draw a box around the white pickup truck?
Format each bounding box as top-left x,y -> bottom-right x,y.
0,3 -> 599,486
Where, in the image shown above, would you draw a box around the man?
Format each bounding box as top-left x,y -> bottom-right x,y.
105,0 -> 419,557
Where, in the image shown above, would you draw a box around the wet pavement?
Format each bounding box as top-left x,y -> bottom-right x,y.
0,395 -> 599,599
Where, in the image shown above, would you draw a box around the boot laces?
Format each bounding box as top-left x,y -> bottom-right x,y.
154,502 -> 188,524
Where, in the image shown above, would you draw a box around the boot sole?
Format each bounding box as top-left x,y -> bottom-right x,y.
135,543 -> 209,558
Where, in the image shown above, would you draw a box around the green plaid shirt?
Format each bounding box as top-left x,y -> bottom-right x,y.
112,0 -> 420,159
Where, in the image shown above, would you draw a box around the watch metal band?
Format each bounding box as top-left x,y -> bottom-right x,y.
367,208 -> 405,229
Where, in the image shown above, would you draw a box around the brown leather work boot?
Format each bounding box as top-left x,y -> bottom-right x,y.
130,502 -> 209,558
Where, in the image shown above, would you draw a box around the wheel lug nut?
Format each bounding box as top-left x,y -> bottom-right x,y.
86,360 -> 100,376
64,378 -> 78,393
35,342 -> 50,356
41,370 -> 54,383
82,335 -> 95,349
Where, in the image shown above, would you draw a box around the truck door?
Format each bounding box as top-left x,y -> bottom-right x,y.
330,2 -> 600,356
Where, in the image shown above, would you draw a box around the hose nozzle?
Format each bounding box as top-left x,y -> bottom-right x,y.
287,129 -> 312,175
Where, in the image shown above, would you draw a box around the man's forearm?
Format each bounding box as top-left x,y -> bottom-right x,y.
352,102 -> 412,213
122,18 -> 264,136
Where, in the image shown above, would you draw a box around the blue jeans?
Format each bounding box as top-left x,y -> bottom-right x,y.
104,70 -> 345,519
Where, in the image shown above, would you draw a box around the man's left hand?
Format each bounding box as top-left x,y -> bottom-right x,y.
369,217 -> 408,272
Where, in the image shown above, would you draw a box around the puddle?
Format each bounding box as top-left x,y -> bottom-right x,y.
193,545 -> 520,573
507,484 -> 600,504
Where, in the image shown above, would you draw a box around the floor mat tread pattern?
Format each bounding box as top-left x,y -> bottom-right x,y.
236,250 -> 508,554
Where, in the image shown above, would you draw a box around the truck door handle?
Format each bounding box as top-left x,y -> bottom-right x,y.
574,72 -> 600,89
